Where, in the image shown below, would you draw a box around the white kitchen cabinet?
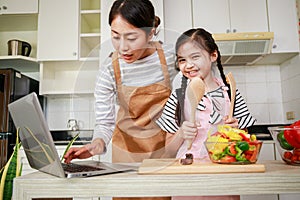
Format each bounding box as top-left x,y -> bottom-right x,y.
37,0 -> 79,61
192,0 -> 268,34
80,0 -> 101,60
38,0 -> 100,94
267,0 -> 300,53
38,0 -> 101,61
0,0 -> 38,14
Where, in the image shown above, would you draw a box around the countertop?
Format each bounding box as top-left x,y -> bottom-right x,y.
13,160 -> 300,199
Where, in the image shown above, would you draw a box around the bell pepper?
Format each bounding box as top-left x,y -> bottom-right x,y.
236,141 -> 250,151
283,120 -> 300,148
235,145 -> 248,161
277,130 -> 294,150
224,145 -> 236,156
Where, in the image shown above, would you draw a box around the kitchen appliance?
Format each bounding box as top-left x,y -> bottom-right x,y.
212,32 -> 274,65
0,68 -> 42,168
7,39 -> 32,57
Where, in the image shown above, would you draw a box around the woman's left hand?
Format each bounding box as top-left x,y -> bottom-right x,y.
223,115 -> 239,128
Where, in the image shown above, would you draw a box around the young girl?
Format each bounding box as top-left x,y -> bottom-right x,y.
156,28 -> 256,200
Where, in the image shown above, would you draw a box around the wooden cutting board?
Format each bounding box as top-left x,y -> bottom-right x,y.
138,159 -> 265,174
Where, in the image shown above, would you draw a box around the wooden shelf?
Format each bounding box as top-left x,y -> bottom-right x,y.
0,55 -> 39,72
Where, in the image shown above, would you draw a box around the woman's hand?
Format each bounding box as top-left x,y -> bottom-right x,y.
63,138 -> 105,163
223,115 -> 239,128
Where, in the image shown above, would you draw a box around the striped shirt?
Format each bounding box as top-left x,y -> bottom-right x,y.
156,80 -> 256,134
93,43 -> 177,146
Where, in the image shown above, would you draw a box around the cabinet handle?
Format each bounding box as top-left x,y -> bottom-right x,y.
232,29 -> 237,33
226,29 -> 230,33
73,52 -> 77,56
2,6 -> 7,10
272,44 -> 277,49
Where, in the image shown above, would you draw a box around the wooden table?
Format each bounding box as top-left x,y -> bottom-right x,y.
12,161 -> 300,200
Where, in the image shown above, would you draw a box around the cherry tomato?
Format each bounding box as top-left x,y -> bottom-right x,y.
283,151 -> 293,160
293,148 -> 300,156
291,155 -> 298,163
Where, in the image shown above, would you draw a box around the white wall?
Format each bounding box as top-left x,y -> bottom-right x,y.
280,54 -> 300,124
224,65 -> 284,125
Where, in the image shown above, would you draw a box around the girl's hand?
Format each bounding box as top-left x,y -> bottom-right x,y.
223,115 -> 239,128
178,121 -> 198,140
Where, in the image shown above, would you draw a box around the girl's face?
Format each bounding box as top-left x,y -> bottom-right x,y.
177,41 -> 217,80
111,15 -> 154,63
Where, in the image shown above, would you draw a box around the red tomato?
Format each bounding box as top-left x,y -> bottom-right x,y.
229,144 -> 237,155
220,155 -> 236,163
244,150 -> 253,161
284,151 -> 293,159
291,155 -> 298,163
293,149 -> 300,156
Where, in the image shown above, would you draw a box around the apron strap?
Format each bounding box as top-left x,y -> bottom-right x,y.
153,41 -> 171,88
112,51 -> 122,87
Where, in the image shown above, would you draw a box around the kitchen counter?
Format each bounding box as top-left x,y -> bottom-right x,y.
13,160 -> 300,199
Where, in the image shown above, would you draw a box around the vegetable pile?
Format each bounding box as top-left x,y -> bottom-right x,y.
277,120 -> 300,164
205,125 -> 262,164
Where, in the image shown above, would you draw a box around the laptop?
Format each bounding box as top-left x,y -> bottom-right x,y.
8,92 -> 137,178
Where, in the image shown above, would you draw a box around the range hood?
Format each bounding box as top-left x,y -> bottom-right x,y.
212,32 -> 274,66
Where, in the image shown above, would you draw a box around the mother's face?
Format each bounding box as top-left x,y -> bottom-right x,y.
111,15 -> 153,63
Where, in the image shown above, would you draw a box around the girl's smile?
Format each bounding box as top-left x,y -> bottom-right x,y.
177,41 -> 217,81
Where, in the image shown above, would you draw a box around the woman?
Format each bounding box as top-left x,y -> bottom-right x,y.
64,1 -> 176,199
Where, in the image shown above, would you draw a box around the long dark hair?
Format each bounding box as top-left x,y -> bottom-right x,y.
174,28 -> 231,125
109,0 -> 160,34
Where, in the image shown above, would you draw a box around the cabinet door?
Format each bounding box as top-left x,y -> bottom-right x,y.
193,0 -> 268,33
268,0 -> 300,53
37,0 -> 79,61
229,0 -> 268,32
192,0 -> 231,33
0,0 -> 38,14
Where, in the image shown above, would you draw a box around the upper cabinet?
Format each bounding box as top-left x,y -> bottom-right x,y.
192,0 -> 268,34
267,0 -> 300,53
39,0 -> 101,94
37,0 -> 101,61
37,0 -> 79,61
80,0 -> 101,60
0,0 -> 38,14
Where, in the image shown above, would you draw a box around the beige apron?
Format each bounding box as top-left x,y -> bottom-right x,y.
112,42 -> 171,200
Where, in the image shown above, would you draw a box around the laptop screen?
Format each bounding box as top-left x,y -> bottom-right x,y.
8,92 -> 65,177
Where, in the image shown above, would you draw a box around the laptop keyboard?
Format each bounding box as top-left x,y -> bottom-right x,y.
62,163 -> 104,173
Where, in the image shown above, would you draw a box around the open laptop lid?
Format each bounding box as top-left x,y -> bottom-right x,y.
8,92 -> 137,178
8,92 -> 66,178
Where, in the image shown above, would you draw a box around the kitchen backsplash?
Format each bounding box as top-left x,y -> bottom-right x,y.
46,56 -> 300,130
46,94 -> 95,130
